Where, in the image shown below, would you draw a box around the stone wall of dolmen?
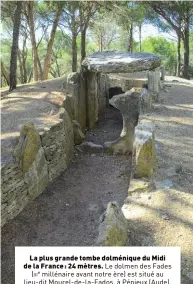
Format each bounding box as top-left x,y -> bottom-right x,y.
1,109 -> 74,227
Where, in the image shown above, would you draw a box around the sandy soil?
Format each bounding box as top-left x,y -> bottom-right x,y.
123,79 -> 193,284
1,78 -> 67,165
1,106 -> 132,284
1,77 -> 193,284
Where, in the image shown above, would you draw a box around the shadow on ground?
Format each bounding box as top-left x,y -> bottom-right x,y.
1,106 -> 131,284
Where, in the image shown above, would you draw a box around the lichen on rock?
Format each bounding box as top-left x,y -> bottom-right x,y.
128,178 -> 156,195
133,120 -> 156,178
96,201 -> 128,246
72,120 -> 85,145
13,123 -> 41,174
104,88 -> 140,155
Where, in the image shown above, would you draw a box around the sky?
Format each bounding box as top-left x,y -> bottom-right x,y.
133,24 -> 177,42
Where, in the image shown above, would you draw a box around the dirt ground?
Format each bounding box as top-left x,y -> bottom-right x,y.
1,106 -> 132,284
123,80 -> 193,284
1,77 -> 67,165
1,78 -> 193,284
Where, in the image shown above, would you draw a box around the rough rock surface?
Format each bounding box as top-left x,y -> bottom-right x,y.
96,201 -> 128,246
1,104 -> 74,225
108,74 -> 148,92
1,106 -> 132,284
1,78 -> 66,167
63,94 -> 74,120
82,51 -> 161,73
133,119 -> 155,178
123,79 -> 193,284
77,141 -> 103,154
65,72 -> 86,129
104,88 -> 139,154
13,123 -> 41,173
72,120 -> 85,145
1,122 -> 49,226
128,178 -> 156,195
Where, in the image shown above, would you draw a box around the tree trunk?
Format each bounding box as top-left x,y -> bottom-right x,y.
128,23 -> 133,52
1,61 -> 10,86
71,8 -> 77,72
27,1 -> 39,81
42,5 -> 63,80
80,7 -> 86,62
81,27 -> 87,62
21,34 -> 28,83
37,57 -> 43,80
9,1 -> 22,91
18,50 -> 24,84
100,33 -> 103,52
139,23 -> 142,52
182,14 -> 190,79
177,32 -> 181,77
72,33 -> 77,72
28,69 -> 33,83
23,58 -> 27,84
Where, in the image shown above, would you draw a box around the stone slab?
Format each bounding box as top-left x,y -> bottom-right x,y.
82,51 -> 161,73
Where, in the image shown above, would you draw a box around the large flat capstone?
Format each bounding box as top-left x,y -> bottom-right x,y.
82,51 -> 161,73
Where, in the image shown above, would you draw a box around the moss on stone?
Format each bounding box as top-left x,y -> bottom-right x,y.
97,202 -> 128,246
72,120 -> 85,145
14,123 -> 41,174
128,178 -> 156,195
135,137 -> 155,178
104,136 -> 133,155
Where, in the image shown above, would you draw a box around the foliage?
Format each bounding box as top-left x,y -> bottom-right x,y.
142,36 -> 177,74
1,1 -> 193,88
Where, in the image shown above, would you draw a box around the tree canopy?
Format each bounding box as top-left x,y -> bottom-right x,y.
1,1 -> 193,89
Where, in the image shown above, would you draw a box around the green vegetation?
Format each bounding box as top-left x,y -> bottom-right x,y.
1,1 -> 193,89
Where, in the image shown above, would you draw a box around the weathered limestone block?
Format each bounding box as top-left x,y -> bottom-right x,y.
78,71 -> 87,130
96,202 -> 128,246
140,88 -> 153,111
24,147 -> 49,199
63,94 -> 74,121
13,123 -> 42,174
84,71 -> 98,129
133,120 -> 155,178
97,73 -> 109,111
77,141 -> 103,154
148,67 -> 160,101
128,178 -> 156,195
82,51 -> 161,74
66,73 -> 80,122
160,65 -> 165,81
39,110 -> 74,181
104,88 -> 140,154
1,140 -> 48,226
72,120 -> 85,145
108,75 -> 148,93
66,72 -> 86,130
62,108 -> 74,164
1,105 -> 75,226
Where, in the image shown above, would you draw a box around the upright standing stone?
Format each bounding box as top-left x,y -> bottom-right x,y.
66,72 -> 86,130
104,88 -> 140,154
148,67 -> 161,101
160,65 -> 165,81
82,51 -> 161,129
97,73 -> 109,112
133,120 -> 155,178
96,201 -> 128,246
84,71 -> 98,129
13,123 -> 42,174
72,120 -> 85,145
